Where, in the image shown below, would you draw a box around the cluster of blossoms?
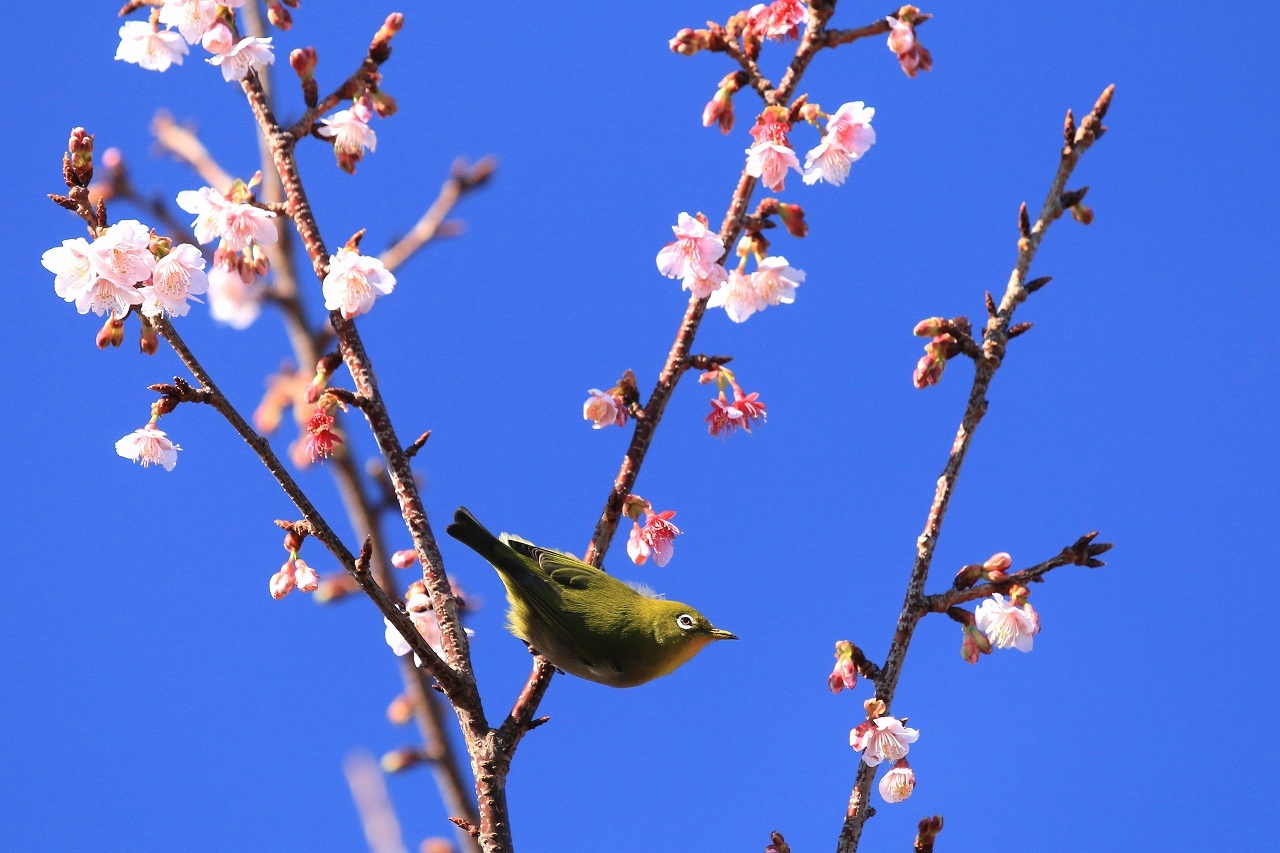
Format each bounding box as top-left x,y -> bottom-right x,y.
623,498 -> 682,567
701,364 -> 767,437
953,553 -> 1042,661
115,0 -> 277,81
656,217 -> 805,323
177,180 -> 277,328
269,525 -> 318,599
850,708 -> 921,804
42,220 -> 208,324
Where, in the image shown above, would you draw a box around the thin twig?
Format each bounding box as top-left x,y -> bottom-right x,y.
834,84 -> 1114,853
381,157 -> 496,272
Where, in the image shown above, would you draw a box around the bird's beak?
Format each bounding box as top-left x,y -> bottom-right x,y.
708,628 -> 738,641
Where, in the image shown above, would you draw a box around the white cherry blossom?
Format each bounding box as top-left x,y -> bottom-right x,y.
158,0 -> 218,45
42,238 -> 98,303
115,426 -> 181,471
322,249 -> 396,319
89,220 -> 156,286
708,268 -> 763,323
974,593 -> 1040,652
141,243 -> 208,318
850,716 -> 920,767
115,21 -> 188,72
207,36 -> 274,82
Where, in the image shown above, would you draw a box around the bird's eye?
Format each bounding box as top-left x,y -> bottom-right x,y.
676,614 -> 696,631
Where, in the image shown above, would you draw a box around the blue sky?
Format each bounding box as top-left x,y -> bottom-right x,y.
5,1 -> 1278,851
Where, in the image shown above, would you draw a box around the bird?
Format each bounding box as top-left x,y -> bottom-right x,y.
445,507 -> 737,687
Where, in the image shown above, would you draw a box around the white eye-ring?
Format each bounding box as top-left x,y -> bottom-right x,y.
676,614 -> 696,631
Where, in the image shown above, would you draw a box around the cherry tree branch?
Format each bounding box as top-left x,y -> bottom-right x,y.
380,157 -> 496,272
834,84 -> 1114,853
149,318 -> 459,691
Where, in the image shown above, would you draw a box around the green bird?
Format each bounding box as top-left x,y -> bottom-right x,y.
445,507 -> 737,687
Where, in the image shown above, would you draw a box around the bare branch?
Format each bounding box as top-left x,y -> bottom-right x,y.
380,157 -> 496,272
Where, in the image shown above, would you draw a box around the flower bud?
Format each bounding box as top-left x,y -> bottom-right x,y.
139,317 -> 159,356
960,625 -> 991,663
391,549 -> 419,569
202,23 -> 234,55
386,694 -> 413,725
68,127 -> 94,184
703,87 -> 735,135
863,697 -> 886,720
269,561 -> 297,599
283,529 -> 304,552
293,558 -> 319,592
96,316 -> 124,349
913,317 -> 948,338
913,352 -> 944,389
267,0 -> 292,29
829,640 -> 858,693
371,89 -> 398,118
983,552 -> 1012,572
289,46 -> 318,79
1008,583 -> 1030,606
380,747 -> 427,774
1071,203 -> 1094,225
984,569 -> 1008,582
669,27 -> 708,56
778,203 -> 807,238
371,13 -> 404,62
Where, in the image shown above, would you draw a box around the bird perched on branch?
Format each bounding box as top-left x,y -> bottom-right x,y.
446,507 -> 737,687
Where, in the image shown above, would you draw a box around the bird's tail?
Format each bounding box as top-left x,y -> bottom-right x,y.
445,507 -> 505,563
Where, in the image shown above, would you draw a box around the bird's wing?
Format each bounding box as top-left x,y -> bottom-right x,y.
503,536 -> 598,591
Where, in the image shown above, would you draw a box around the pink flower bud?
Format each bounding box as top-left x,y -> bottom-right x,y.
583,389 -> 627,429
702,87 -> 735,135
380,747 -> 426,774
777,203 -> 807,238
669,27 -> 708,56
267,0 -> 292,29
983,552 -> 1012,572
913,317 -> 948,337
290,47 -> 318,79
96,317 -> 125,349
1071,203 -> 1094,225
202,23 -> 234,56
387,694 -> 413,725
829,640 -> 858,693
954,563 -> 983,589
293,559 -> 319,592
391,549 -> 419,569
913,352 -> 945,389
269,561 -> 297,599
139,318 -> 159,355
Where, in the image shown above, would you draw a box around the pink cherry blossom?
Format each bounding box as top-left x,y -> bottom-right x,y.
707,387 -> 767,437
176,187 -> 278,251
90,220 -> 156,287
707,268 -> 762,323
159,0 -> 219,45
201,23 -> 234,55
141,243 -> 208,318
584,389 -> 627,429
850,716 -> 920,766
887,17 -> 932,78
702,87 -> 734,134
207,36 -> 274,82
878,759 -> 916,803
115,426 -> 181,471
826,102 -> 877,158
42,238 -> 98,304
207,263 -> 263,329
656,213 -> 727,293
745,112 -> 800,192
747,0 -> 806,40
802,138 -> 854,186
76,278 -> 144,319
115,21 -> 189,72
627,510 -> 681,567
322,248 -> 396,319
304,408 -> 343,463
317,98 -> 378,172
974,593 -> 1040,651
752,256 -> 803,307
